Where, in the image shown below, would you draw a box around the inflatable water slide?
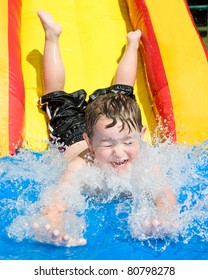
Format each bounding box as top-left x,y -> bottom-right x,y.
1,0 -> 208,156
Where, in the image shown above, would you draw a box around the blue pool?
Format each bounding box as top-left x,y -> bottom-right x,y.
0,141 -> 208,260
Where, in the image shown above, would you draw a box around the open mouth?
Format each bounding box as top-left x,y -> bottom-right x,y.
111,160 -> 129,169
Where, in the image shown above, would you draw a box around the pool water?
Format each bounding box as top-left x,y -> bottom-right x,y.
0,142 -> 208,260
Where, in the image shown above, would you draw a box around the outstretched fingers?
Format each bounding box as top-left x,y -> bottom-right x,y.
32,222 -> 86,247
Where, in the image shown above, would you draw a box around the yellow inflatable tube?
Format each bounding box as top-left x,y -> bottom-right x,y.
0,0 -> 207,156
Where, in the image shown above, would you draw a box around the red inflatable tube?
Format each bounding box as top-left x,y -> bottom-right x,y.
8,0 -> 25,154
126,0 -> 176,142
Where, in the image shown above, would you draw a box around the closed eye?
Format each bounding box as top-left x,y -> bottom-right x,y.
125,142 -> 133,146
100,142 -> 113,147
103,144 -> 113,147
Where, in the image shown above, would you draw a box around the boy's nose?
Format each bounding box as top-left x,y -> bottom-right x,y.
112,144 -> 125,158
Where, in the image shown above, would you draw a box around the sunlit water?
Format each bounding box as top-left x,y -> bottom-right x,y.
0,140 -> 207,259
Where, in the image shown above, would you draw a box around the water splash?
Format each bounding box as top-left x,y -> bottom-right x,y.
0,140 -> 207,251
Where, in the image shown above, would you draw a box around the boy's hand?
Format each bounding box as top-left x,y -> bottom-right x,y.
142,218 -> 179,237
33,222 -> 86,247
142,219 -> 165,236
32,203 -> 86,247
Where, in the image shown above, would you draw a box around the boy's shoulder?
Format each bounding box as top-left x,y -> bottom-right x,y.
63,141 -> 88,163
58,153 -> 88,186
70,154 -> 86,170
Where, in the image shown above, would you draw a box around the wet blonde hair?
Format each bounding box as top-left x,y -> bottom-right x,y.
85,93 -> 143,138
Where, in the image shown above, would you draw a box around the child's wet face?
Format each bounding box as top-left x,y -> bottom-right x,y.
88,117 -> 141,172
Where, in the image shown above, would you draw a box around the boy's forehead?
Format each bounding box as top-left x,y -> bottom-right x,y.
93,117 -> 138,137
95,116 -> 128,126
94,117 -> 123,130
94,116 -> 137,131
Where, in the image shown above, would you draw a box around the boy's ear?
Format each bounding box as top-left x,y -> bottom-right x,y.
140,126 -> 146,140
83,132 -> 93,152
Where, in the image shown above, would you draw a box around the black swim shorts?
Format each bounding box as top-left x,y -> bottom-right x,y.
39,84 -> 134,149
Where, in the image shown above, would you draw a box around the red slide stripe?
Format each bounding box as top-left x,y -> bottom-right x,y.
127,0 -> 176,142
8,0 -> 25,154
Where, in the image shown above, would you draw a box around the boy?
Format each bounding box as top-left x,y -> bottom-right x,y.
34,11 -> 176,247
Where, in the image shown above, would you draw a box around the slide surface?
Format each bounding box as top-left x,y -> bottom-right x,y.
0,0 -> 207,155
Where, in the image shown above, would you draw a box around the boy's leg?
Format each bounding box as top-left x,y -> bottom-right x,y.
37,10 -> 65,94
113,30 -> 142,87
88,30 -> 142,102
38,11 -> 87,150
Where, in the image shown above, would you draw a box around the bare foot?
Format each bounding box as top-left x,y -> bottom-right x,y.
37,10 -> 62,40
127,30 -> 142,49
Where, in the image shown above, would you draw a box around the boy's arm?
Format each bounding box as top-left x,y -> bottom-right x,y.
155,185 -> 177,212
33,156 -> 86,247
142,183 -> 178,236
147,185 -> 178,233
